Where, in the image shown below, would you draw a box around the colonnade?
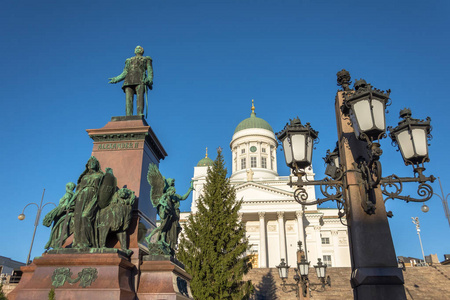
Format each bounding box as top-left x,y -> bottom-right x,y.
257,210 -> 306,268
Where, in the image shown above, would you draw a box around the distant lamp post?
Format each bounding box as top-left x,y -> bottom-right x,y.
314,258 -> 330,287
434,177 -> 450,227
276,70 -> 436,299
411,217 -> 426,264
18,189 -> 56,265
276,242 -> 331,299
276,258 -> 289,281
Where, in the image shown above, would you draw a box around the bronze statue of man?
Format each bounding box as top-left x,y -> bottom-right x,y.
109,46 -> 153,116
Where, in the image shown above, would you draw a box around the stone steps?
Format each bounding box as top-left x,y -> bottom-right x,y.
244,265 -> 450,300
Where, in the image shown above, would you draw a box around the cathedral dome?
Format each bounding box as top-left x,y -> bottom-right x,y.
234,101 -> 273,134
197,148 -> 214,166
230,100 -> 278,180
197,157 -> 213,166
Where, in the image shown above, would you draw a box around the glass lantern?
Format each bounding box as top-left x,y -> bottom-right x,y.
277,118 -> 319,174
324,146 -> 340,179
276,259 -> 290,280
297,255 -> 310,276
342,79 -> 390,141
314,258 -> 327,279
389,108 -> 432,166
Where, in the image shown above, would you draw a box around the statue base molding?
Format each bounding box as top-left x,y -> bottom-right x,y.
8,252 -> 135,300
137,256 -> 193,299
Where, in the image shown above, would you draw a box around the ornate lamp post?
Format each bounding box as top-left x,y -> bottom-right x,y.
18,189 -> 56,265
276,70 -> 435,299
276,242 -> 330,299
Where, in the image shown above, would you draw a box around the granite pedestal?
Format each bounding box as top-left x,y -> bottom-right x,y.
8,252 -> 135,300
137,256 -> 193,299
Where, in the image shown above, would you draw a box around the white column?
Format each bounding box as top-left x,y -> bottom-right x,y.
296,210 -> 305,250
270,146 -> 275,171
272,146 -> 278,173
314,225 -> 323,263
331,230 -> 339,267
258,212 -> 267,268
278,211 -> 287,263
232,147 -> 236,173
245,142 -> 249,169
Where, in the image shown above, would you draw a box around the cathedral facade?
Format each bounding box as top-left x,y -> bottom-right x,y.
183,103 -> 351,268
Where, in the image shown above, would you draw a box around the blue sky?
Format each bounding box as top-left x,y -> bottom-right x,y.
1,0 -> 449,265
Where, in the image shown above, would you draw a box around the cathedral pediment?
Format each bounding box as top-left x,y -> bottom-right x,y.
233,181 -> 294,202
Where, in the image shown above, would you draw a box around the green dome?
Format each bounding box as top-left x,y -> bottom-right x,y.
197,157 -> 214,166
234,111 -> 273,134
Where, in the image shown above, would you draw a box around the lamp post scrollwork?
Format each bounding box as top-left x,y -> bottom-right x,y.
277,72 -> 435,218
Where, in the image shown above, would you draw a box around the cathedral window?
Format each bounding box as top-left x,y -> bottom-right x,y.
241,149 -> 245,154
262,148 -> 266,153
241,158 -> 246,169
321,237 -> 330,244
250,157 -> 257,168
323,255 -> 332,267
261,157 -> 267,169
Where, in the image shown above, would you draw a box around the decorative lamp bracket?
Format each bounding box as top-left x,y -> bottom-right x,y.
381,168 -> 435,204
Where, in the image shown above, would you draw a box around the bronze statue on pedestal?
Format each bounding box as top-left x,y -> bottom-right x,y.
109,46 -> 153,117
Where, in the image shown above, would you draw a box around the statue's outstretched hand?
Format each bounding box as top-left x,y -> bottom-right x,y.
108,77 -> 118,84
144,78 -> 153,88
42,213 -> 53,227
190,180 -> 195,190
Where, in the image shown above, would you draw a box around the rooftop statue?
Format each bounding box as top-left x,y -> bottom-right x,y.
145,163 -> 194,256
109,46 -> 153,117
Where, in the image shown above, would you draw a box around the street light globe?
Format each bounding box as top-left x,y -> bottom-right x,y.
18,213 -> 25,220
421,204 -> 429,213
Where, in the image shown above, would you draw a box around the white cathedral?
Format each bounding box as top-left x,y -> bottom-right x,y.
181,102 -> 351,269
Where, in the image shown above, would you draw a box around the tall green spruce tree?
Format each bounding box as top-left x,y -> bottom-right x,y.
178,149 -> 253,300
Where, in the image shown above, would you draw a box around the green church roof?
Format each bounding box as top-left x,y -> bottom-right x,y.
197,148 -> 214,166
234,100 -> 273,134
197,157 -> 214,166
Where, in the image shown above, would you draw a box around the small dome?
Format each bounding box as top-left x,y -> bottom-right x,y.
197,157 -> 214,166
197,148 -> 214,166
234,100 -> 273,134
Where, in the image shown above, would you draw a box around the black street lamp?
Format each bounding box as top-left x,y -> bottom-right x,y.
276,70 -> 435,299
276,242 -> 331,299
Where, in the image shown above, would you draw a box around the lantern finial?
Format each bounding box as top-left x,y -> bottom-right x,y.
337,69 -> 352,91
399,108 -> 412,119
